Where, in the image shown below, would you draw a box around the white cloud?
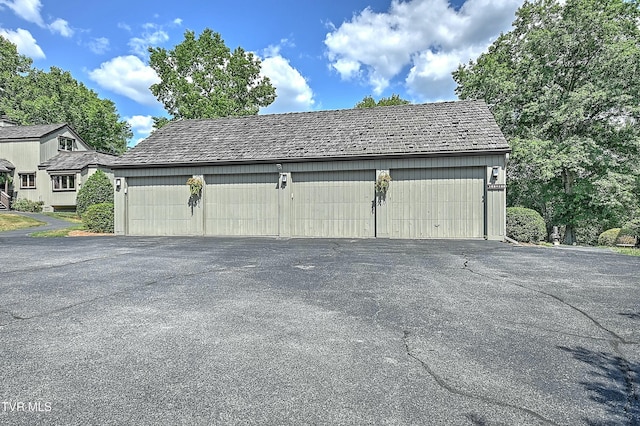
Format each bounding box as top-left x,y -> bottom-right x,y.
325,0 -> 522,100
48,18 -> 73,37
405,47 -> 485,100
88,37 -> 109,55
126,115 -> 155,138
88,55 -> 161,106
0,1 -> 75,39
0,27 -> 44,58
128,24 -> 169,57
172,18 -> 183,26
0,0 -> 44,26
259,46 -> 315,114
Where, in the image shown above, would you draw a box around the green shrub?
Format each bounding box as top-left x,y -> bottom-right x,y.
12,198 -> 44,212
574,219 -> 603,246
624,218 -> 640,238
616,228 -> 637,246
598,228 -> 637,246
506,207 -> 547,243
598,228 -> 621,246
82,202 -> 114,233
76,170 -> 113,216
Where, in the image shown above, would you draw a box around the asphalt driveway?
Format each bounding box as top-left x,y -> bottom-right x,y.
0,235 -> 638,425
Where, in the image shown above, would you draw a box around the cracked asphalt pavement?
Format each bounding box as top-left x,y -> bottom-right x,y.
0,236 -> 638,425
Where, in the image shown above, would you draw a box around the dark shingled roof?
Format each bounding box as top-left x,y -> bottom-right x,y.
0,123 -> 67,140
0,158 -> 15,173
114,100 -> 509,168
39,151 -> 119,172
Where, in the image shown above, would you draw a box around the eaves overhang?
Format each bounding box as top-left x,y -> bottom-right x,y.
111,148 -> 512,170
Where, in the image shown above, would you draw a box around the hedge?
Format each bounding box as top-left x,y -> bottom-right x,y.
76,170 -> 113,216
506,207 -> 547,243
12,199 -> 44,212
82,202 -> 114,233
598,228 -> 637,246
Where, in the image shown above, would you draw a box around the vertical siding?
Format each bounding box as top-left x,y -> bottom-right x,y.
205,173 -> 278,236
115,155 -> 507,239
291,170 -> 375,238
127,176 -> 200,236
485,164 -> 507,240
40,129 -> 88,163
389,167 -> 484,238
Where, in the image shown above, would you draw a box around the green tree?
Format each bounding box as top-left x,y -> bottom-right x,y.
0,36 -> 31,107
355,94 -> 410,108
0,37 -> 131,154
75,170 -> 114,216
453,0 -> 640,244
149,29 -> 276,120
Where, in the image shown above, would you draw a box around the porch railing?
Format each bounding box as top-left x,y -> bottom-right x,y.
0,190 -> 10,210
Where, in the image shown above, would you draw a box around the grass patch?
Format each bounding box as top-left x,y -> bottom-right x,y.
44,212 -> 82,223
30,225 -> 85,238
610,247 -> 640,257
0,214 -> 45,232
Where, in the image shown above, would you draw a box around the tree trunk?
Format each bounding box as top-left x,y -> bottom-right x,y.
561,168 -> 577,245
564,224 -> 576,245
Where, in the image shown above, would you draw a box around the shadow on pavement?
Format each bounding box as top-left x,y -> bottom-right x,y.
557,346 -> 639,425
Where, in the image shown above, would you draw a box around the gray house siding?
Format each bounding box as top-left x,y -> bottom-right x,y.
114,154 -> 507,239
1,123 -> 117,211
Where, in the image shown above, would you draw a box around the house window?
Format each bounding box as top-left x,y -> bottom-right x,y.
20,173 -> 36,189
59,136 -> 75,151
52,175 -> 75,191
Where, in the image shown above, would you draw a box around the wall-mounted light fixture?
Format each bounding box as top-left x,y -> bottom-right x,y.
115,178 -> 121,190
281,174 -> 287,183
492,167 -> 500,178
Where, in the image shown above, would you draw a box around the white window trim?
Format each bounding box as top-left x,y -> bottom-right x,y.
51,174 -> 76,192
19,172 -> 36,189
58,136 -> 75,151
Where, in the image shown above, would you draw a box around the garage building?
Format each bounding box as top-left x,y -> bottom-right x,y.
113,100 -> 510,239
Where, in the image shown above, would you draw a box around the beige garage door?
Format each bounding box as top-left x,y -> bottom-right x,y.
205,173 -> 279,236
126,176 -> 199,236
389,167 -> 485,238
291,170 -> 375,238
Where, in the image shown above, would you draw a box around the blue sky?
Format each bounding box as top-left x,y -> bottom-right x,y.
0,0 -> 523,144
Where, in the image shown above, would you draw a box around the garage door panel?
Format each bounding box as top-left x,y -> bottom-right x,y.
390,167 -> 484,239
205,173 -> 278,236
127,176 -> 198,236
292,170 -> 375,238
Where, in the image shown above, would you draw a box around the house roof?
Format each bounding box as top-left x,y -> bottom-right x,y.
0,123 -> 68,140
114,100 -> 510,168
0,158 -> 14,173
39,151 -> 119,173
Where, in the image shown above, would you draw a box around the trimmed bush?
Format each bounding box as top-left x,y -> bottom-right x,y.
76,170 -> 113,216
598,228 -> 621,246
82,202 -> 114,233
598,228 -> 637,246
506,207 -> 547,243
12,198 -> 44,212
